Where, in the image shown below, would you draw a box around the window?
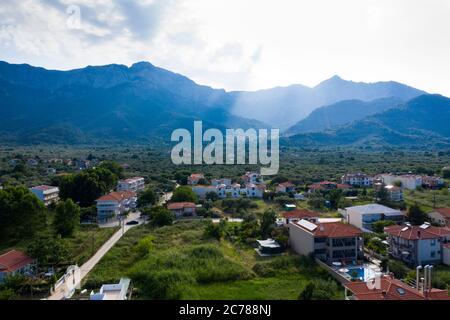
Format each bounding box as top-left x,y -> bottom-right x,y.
396,288 -> 406,296
430,251 -> 436,258
431,239 -> 436,247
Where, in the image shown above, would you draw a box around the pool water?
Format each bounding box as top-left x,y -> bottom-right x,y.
347,267 -> 365,281
346,266 -> 378,282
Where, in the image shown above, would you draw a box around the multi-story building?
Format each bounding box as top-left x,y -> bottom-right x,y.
187,173 -> 205,186
242,172 -> 263,185
308,181 -> 351,193
0,250 -> 35,284
117,177 -> 145,192
276,182 -> 296,193
289,220 -> 364,264
30,185 -> 60,206
211,179 -> 232,187
341,173 -> 374,187
192,183 -> 266,199
281,209 -> 320,225
344,204 -> 405,232
428,208 -> 450,227
379,174 -> 423,190
167,202 -> 197,218
385,223 -> 450,266
96,191 -> 137,222
421,176 -> 445,189
385,185 -> 404,202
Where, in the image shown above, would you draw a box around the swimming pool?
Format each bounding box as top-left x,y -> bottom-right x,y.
346,266 -> 377,281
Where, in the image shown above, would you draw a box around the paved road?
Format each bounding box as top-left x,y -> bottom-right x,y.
47,213 -> 143,300
47,186 -> 178,300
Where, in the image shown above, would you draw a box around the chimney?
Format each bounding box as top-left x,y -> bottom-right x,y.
416,266 -> 422,290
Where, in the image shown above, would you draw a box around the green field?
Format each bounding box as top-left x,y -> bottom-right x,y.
83,220 -> 343,300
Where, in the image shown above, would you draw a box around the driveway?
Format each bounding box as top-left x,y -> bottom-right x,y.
47,215 -> 143,300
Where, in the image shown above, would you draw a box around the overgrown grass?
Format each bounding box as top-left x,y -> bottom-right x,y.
84,220 -> 344,300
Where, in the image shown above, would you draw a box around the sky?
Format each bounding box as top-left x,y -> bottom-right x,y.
0,0 -> 449,95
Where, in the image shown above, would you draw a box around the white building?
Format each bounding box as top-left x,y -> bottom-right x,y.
341,173 -> 374,187
117,177 -> 145,192
380,174 -> 423,190
90,278 -> 131,300
289,220 -> 364,264
385,223 -> 450,266
30,185 -> 60,206
96,191 -> 137,222
211,179 -> 232,187
192,183 -> 266,200
188,173 -> 205,186
385,185 -> 404,202
243,172 -> 263,185
344,204 -> 405,232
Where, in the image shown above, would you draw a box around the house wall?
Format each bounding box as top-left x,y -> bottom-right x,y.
288,224 -> 315,256
443,247 -> 450,266
417,238 -> 442,265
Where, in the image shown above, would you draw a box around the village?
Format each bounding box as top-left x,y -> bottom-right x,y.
1,154 -> 450,300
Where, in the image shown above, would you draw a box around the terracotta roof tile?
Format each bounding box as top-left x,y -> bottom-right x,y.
0,250 -> 34,273
168,202 -> 196,210
384,225 -> 450,240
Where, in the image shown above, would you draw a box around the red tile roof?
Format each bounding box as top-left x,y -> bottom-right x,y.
168,202 -> 197,210
0,250 -> 34,273
282,209 -> 320,220
96,191 -> 136,202
189,174 -> 204,180
278,182 -> 295,188
293,221 -> 362,238
32,185 -> 57,191
309,181 -> 351,190
345,275 -> 450,300
434,208 -> 450,218
384,225 -> 450,240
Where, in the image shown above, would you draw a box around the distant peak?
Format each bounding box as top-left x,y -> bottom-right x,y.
131,61 -> 155,70
314,75 -> 347,88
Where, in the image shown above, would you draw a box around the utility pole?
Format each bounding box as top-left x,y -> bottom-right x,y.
432,190 -> 437,209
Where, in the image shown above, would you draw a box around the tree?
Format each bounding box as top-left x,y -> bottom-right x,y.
99,161 -> 124,179
376,184 -> 389,203
138,188 -> 159,208
0,187 -> 46,242
147,207 -> 174,227
59,167 -> 118,206
298,280 -> 337,300
260,209 -> 277,238
325,189 -> 343,210
54,199 -> 80,237
205,191 -> 219,202
27,235 -> 70,267
407,204 -> 427,226
372,220 -> 395,233
204,220 -> 227,241
172,186 -> 198,203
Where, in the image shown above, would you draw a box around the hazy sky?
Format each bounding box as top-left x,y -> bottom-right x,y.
0,0 -> 449,95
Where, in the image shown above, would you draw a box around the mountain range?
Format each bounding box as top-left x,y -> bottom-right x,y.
231,76 -> 425,129
285,97 -> 404,135
284,94 -> 450,148
0,60 -> 448,148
